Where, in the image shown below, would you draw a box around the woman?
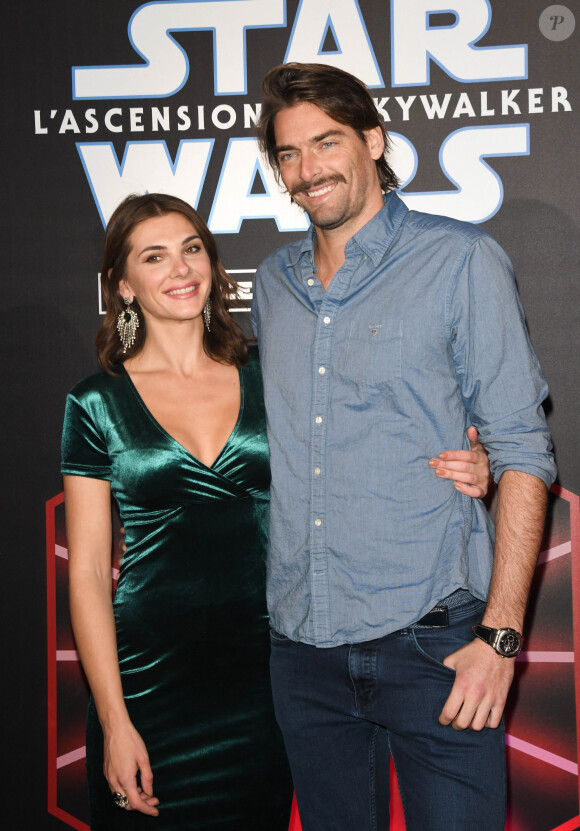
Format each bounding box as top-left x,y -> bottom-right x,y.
61,194 -> 490,829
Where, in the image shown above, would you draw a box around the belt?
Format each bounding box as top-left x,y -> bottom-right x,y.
413,589 -> 473,628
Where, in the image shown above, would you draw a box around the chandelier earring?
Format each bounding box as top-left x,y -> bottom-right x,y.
117,297 -> 140,353
203,296 -> 212,333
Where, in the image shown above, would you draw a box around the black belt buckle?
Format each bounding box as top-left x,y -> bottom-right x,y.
414,605 -> 449,628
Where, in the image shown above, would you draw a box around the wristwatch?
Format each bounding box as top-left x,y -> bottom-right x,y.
472,624 -> 523,657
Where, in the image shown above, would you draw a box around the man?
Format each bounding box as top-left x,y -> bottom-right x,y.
251,63 -> 556,831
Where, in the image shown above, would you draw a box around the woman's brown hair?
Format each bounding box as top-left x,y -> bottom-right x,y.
96,193 -> 248,372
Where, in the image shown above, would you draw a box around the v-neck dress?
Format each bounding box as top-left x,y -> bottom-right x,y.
61,347 -> 293,830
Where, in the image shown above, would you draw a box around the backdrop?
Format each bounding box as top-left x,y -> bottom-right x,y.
2,1 -> 578,829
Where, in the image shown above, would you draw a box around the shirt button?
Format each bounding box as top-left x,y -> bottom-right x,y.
315,416 -> 322,424
314,467 -> 321,475
323,316 -> 331,325
307,278 -> 315,286
318,366 -> 326,375
314,518 -> 322,527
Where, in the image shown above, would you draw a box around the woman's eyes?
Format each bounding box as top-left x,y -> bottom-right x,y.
143,245 -> 200,263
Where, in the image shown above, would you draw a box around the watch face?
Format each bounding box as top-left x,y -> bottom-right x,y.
498,630 -> 522,656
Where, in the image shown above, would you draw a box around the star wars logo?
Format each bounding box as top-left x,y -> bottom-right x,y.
34,0 -> 573,229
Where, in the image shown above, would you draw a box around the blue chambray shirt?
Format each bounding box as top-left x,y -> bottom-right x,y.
251,192 -> 556,648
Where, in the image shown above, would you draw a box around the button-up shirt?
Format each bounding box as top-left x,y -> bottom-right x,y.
252,192 -> 556,647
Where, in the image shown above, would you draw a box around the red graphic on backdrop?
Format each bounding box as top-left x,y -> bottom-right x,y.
47,486 -> 579,830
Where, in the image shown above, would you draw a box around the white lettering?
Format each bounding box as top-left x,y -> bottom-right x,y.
387,134 -> 418,187
85,109 -> 99,133
34,111 -> 48,134
77,140 -> 214,226
285,0 -> 382,87
395,96 -> 416,121
452,92 -> 477,118
77,125 -> 528,233
104,108 -> 123,132
373,97 -> 391,122
129,108 -> 145,132
420,94 -> 452,119
501,89 -> 521,115
208,138 -> 308,233
552,86 -> 571,112
72,0 -> 285,99
59,110 -> 81,134
177,106 -> 191,131
480,91 -> 495,117
392,0 -> 527,86
212,104 -> 236,130
399,125 -> 529,222
152,107 -> 171,131
244,103 -> 261,129
528,88 -> 543,114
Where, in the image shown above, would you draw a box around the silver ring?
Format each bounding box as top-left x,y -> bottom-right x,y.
113,792 -> 129,809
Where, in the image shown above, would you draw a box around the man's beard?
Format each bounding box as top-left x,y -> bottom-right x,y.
289,175 -> 349,228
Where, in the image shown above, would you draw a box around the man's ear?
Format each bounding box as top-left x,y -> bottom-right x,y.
365,125 -> 385,160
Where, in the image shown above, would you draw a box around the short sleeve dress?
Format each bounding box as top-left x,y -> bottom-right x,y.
61,347 -> 293,830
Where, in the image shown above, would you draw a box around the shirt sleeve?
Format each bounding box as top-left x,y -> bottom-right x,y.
448,234 -> 557,487
61,391 -> 112,481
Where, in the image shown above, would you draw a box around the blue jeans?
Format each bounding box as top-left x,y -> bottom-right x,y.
270,595 -> 506,831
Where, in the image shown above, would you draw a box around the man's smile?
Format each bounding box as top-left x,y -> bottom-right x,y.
291,176 -> 346,199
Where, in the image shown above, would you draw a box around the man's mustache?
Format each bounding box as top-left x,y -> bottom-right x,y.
290,175 -> 347,197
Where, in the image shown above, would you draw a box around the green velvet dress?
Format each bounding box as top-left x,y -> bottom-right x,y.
61,347 -> 293,830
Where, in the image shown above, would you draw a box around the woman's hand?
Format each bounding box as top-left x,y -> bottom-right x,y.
429,426 -> 491,498
103,721 -> 159,815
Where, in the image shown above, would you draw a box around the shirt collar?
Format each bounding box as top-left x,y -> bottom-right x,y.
348,192 -> 408,266
292,191 -> 409,269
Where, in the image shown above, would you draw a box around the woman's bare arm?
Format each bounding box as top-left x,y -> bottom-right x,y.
64,475 -> 159,816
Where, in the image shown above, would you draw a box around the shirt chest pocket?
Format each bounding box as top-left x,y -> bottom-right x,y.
344,319 -> 403,385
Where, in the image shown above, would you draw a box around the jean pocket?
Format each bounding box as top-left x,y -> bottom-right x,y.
408,628 -> 457,675
407,600 -> 485,673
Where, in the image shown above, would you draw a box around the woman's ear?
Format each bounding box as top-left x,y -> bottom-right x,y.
119,279 -> 133,302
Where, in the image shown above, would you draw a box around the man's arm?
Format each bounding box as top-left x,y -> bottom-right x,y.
439,469 -> 548,731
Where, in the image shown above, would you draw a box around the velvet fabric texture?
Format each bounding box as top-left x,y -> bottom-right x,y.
61,347 -> 293,829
